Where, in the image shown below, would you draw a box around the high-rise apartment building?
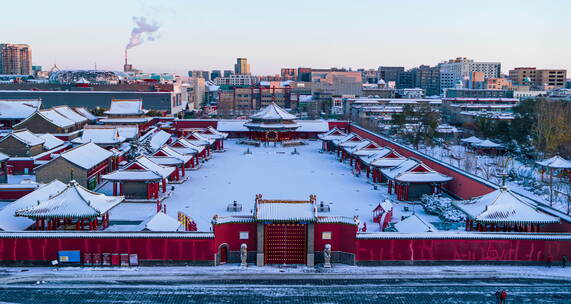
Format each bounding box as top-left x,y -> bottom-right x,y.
234,58 -> 251,75
508,67 -> 567,88
409,65 -> 441,96
438,57 -> 501,91
0,44 -> 32,75
378,66 -> 404,83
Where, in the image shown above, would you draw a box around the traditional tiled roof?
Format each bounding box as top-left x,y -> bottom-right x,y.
60,142 -> 113,169
250,102 -> 297,120
37,134 -> 65,150
102,169 -> 163,181
317,127 -> 347,141
144,212 -> 182,232
536,155 -> 571,169
0,99 -> 41,120
15,180 -> 123,219
37,109 -> 76,128
184,132 -> 215,146
4,129 -> 44,146
382,158 -> 452,183
146,130 -> 172,152
199,126 -> 228,140
453,187 -> 560,225
460,136 -> 482,144
158,146 -> 193,163
105,99 -> 145,115
0,180 -> 67,231
172,138 -> 205,154
394,214 -> 436,233
73,107 -> 97,121
473,139 -> 503,149
52,106 -> 88,124
74,126 -> 125,145
255,195 -> 317,222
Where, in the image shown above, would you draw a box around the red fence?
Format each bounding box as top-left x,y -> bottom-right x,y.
0,233 -> 215,263
356,234 -> 571,262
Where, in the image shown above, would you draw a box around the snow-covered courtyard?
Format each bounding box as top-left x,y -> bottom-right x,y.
107,140 -> 454,232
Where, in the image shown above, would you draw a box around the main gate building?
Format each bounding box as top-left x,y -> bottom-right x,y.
212,194 -> 357,266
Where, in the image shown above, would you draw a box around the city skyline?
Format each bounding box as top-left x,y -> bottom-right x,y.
1,0 -> 570,75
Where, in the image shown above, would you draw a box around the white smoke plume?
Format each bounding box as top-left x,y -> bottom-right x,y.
125,16 -> 160,50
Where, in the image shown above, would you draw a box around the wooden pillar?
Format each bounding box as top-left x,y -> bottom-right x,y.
112,182 -> 117,196
162,179 -> 166,193
119,183 -> 123,196
146,183 -> 151,199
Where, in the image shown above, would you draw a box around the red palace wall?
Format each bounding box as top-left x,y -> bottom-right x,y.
0,186 -> 37,200
348,125 -> 496,200
314,223 -> 356,254
174,119 -> 218,130
213,222 -> 258,252
355,236 -> 571,263
0,234 -> 215,264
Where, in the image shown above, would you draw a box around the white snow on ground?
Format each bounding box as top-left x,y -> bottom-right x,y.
2,265 -> 571,282
105,140 -> 459,232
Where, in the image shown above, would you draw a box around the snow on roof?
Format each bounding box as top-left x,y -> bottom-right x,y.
0,180 -> 67,231
198,126 -> 228,140
213,215 -> 255,225
243,121 -> 300,130
159,145 -> 192,163
382,158 -> 451,183
73,107 -> 97,121
316,215 -> 357,225
255,198 -> 317,222
332,133 -> 362,146
60,142 -> 113,169
7,129 -> 44,146
15,180 -> 124,219
144,212 -> 182,232
536,155 -> 571,169
318,127 -> 347,140
473,139 -> 503,148
453,187 -> 560,224
173,138 -> 205,153
75,127 -> 125,145
146,130 -> 172,151
250,102 -> 297,120
394,214 -> 436,233
102,169 -> 163,181
147,156 -> 183,166
117,125 -> 139,139
185,132 -> 215,146
37,109 -> 76,128
105,99 -> 144,115
37,133 -> 65,150
435,124 -> 459,134
99,118 -> 150,124
0,152 -> 8,161
134,155 -> 175,179
460,136 -> 482,144
53,106 -> 88,124
0,99 -> 41,120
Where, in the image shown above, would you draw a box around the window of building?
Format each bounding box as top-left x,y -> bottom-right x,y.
322,232 -> 332,240
239,231 -> 249,240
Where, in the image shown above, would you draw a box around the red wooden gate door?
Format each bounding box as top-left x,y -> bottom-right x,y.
264,223 -> 307,265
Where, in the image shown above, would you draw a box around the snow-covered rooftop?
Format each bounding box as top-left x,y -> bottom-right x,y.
73,107 -> 97,121
473,139 -> 503,149
460,136 -> 482,144
7,129 -> 44,146
60,142 -> 113,169
255,198 -> 317,222
318,127 -> 347,141
453,187 -> 560,225
250,102 -> 297,120
0,99 -> 41,120
0,180 -> 67,231
144,212 -> 183,231
15,180 -> 124,219
105,99 -> 144,115
382,158 -> 453,183
117,126 -> 139,139
37,133 -> 65,150
394,214 -> 436,233
146,130 -> 172,152
74,127 -> 125,145
37,109 -> 76,128
52,106 -> 88,124
536,155 -> 571,169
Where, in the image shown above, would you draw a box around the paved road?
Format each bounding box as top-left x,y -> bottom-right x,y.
1,278 -> 571,303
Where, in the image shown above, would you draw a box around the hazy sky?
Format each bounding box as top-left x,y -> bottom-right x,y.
2,0 -> 570,75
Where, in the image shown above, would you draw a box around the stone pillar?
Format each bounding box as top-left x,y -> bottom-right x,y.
256,223 -> 265,266
306,223 -> 315,267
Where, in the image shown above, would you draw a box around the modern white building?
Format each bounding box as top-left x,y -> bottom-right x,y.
214,75 -> 257,86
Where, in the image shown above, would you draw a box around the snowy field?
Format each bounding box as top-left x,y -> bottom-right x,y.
107,140 -> 449,232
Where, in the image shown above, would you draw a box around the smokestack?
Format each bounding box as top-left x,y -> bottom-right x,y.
124,49 -> 128,66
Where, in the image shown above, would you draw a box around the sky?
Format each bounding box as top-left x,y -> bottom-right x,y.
2,0 -> 570,76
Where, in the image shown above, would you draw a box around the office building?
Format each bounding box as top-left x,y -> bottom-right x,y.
409,65 -> 441,96
438,57 -> 501,91
508,67 -> 567,88
211,70 -> 222,80
0,44 -> 32,75
234,58 -> 251,75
